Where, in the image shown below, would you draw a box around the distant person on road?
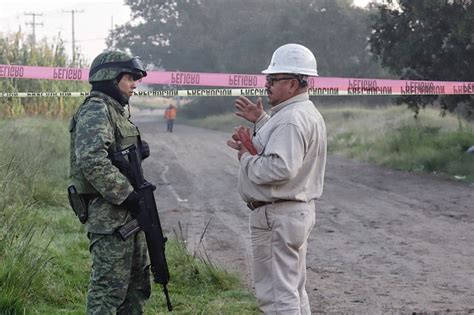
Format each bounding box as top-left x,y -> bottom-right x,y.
164,104 -> 177,132
227,43 -> 327,314
69,51 -> 152,314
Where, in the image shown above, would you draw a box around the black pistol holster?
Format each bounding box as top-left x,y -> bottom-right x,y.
67,184 -> 89,224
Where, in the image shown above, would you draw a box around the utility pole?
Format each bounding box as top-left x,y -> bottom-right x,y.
110,16 -> 114,47
24,12 -> 43,46
63,9 -> 84,66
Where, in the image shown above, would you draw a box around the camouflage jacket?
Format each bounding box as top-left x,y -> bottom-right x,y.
69,91 -> 139,234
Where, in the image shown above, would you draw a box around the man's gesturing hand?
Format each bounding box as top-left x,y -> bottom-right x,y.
234,96 -> 264,123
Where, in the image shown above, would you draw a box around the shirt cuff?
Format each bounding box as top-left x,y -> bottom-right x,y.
240,152 -> 252,166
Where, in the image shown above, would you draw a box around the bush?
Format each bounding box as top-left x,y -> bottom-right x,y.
180,97 -> 235,119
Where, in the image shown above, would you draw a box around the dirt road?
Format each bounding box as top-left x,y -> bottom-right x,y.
133,110 -> 473,313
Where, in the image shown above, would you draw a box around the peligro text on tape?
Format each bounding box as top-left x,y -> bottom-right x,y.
1,64 -> 473,95
53,68 -> 83,80
1,87 -> 474,98
228,75 -> 259,87
0,65 -> 25,78
170,72 -> 200,85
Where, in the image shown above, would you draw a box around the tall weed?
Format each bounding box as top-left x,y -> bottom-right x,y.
0,118 -> 68,313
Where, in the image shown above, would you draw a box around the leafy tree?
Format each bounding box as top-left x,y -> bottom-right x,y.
110,0 -> 390,117
111,0 -> 385,76
369,0 -> 474,117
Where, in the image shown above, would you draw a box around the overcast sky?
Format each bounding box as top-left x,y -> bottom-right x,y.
0,0 -> 371,65
0,0 -> 131,63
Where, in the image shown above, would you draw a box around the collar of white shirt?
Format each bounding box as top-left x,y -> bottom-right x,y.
269,92 -> 309,116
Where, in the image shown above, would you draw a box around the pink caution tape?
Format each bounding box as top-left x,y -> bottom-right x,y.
0,64 -> 473,95
0,64 -> 86,81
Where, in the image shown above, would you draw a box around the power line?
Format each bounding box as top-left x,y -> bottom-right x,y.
62,9 -> 84,66
24,12 -> 43,46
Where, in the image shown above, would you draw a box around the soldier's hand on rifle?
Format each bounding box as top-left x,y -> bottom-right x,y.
120,191 -> 141,214
141,140 -> 150,160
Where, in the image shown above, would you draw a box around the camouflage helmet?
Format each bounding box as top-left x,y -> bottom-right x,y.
88,51 -> 147,83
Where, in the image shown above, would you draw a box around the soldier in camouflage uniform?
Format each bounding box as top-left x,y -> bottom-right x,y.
69,51 -> 151,314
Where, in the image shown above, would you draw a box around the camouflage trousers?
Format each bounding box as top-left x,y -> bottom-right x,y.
86,230 -> 151,315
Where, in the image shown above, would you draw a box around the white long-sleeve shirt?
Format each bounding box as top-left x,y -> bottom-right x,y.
238,92 -> 327,203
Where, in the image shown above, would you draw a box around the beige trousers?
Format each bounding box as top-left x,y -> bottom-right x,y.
249,201 -> 316,315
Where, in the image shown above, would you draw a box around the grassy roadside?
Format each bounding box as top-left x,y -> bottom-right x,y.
0,118 -> 258,314
324,105 -> 474,183
180,104 -> 474,183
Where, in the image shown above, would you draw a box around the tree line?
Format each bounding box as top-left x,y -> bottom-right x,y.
110,0 -> 473,118
110,0 -> 391,117
370,0 -> 473,117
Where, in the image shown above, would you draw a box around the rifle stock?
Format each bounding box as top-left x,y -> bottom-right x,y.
109,144 -> 172,311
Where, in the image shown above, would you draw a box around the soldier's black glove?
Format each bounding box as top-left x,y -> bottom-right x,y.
141,140 -> 150,160
120,191 -> 140,214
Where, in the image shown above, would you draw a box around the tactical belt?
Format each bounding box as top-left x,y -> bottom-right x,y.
246,199 -> 292,211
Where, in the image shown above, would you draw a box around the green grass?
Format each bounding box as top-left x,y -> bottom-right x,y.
324,105 -> 474,183
145,241 -> 257,314
0,117 -> 258,314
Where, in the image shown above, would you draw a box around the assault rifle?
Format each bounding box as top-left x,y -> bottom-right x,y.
109,144 -> 172,311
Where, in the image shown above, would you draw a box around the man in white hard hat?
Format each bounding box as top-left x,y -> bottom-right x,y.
227,43 -> 327,314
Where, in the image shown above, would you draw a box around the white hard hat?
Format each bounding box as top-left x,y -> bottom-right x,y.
262,43 -> 318,76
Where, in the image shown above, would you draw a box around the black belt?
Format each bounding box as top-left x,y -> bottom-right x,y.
246,199 -> 291,210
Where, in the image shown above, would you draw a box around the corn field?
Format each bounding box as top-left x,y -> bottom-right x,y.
0,31 -> 89,118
